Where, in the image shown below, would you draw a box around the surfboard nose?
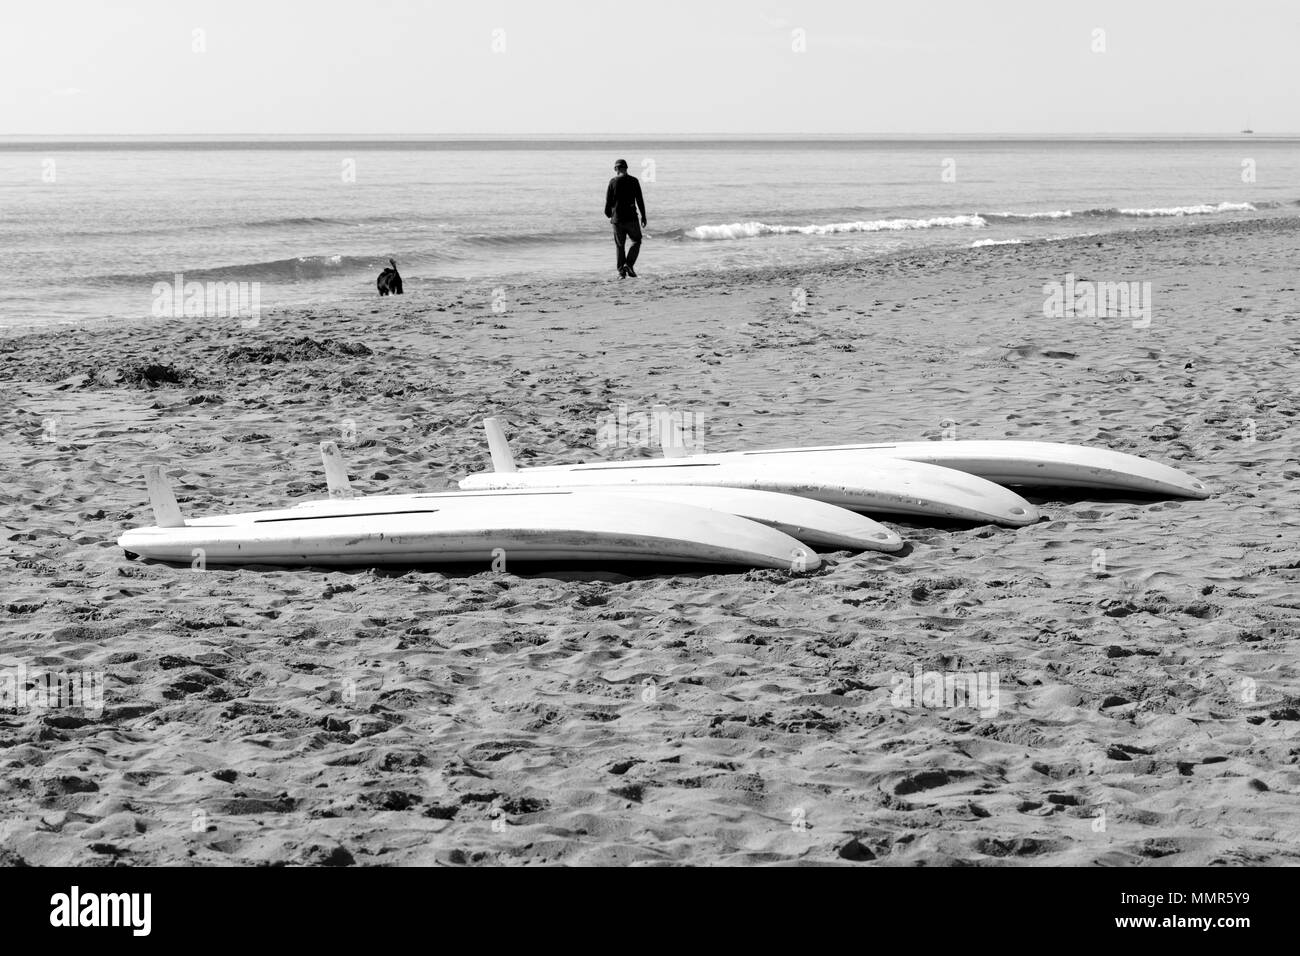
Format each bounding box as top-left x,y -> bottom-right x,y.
1167,471 -> 1211,499
870,527 -> 906,551
1001,499 -> 1041,526
873,458 -> 1042,527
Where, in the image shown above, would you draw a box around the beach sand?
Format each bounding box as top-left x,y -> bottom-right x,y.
2,216 -> 1298,866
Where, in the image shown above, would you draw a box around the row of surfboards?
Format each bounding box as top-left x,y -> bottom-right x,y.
117,418 -> 1210,570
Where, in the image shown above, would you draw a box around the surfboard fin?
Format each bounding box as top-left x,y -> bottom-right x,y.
483,418 -> 518,472
143,465 -> 186,528
320,441 -> 355,499
653,404 -> 688,458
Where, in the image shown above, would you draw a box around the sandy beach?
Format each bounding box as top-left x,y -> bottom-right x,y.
2,214 -> 1298,867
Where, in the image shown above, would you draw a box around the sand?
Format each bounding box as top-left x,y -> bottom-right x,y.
1,216 -> 1298,866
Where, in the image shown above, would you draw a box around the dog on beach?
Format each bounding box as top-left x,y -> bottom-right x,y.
376,259 -> 403,296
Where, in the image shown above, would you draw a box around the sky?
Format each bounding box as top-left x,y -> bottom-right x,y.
1,0 -> 1295,136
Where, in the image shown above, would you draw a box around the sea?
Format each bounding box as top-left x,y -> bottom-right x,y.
1,136 -> 1296,331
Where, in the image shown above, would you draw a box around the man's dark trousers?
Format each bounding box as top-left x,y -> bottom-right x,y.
613,218 -> 642,271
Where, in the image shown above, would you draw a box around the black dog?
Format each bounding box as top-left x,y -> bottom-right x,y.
376,258 -> 403,296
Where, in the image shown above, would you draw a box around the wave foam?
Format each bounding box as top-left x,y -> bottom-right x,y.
986,210 -> 1078,220
83,254 -> 387,287
987,201 -> 1257,221
685,215 -> 987,240
1115,201 -> 1256,217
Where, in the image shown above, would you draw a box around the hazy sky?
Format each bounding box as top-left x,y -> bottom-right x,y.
2,0 -> 1295,135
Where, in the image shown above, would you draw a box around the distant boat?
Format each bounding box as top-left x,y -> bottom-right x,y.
1241,128 -> 1254,134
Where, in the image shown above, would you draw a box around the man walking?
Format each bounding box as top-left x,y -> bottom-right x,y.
604,159 -> 646,278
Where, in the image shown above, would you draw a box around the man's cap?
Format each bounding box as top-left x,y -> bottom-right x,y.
614,159 -> 628,170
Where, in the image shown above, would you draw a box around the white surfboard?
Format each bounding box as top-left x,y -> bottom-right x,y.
650,436 -> 1210,499
285,486 -> 904,553
118,482 -> 818,570
537,485 -> 903,552
528,409 -> 1208,500
302,442 -> 899,551
463,422 -> 1038,526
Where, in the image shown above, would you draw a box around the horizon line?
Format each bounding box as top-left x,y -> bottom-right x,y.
0,132 -> 1292,140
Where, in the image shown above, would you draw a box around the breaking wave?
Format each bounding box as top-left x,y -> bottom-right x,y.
685,215 -> 988,240
984,201 -> 1260,222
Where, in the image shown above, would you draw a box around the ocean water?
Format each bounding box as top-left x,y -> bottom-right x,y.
1,137 -> 1296,330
